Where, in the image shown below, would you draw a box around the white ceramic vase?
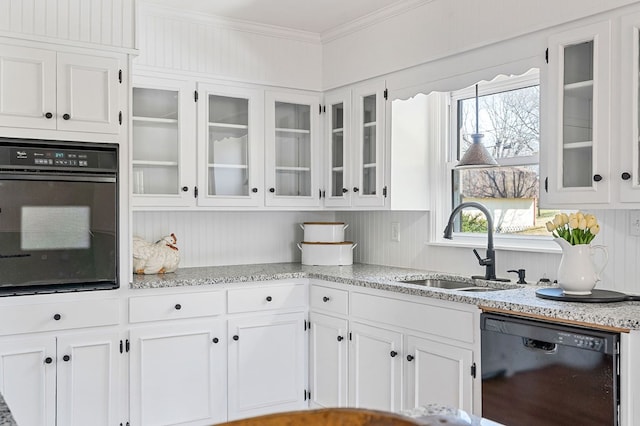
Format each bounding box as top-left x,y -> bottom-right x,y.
555,238 -> 608,295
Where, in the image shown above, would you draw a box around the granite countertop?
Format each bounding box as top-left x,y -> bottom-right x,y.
0,393 -> 17,426
132,263 -> 640,331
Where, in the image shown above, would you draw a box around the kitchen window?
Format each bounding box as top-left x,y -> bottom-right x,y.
445,70 -> 560,244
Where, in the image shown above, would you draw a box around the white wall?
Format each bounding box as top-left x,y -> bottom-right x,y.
132,211 -> 336,267
323,0 -> 639,89
135,3 -> 323,90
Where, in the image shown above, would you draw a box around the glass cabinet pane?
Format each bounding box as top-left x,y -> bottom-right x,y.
362,94 -> 377,195
562,41 -> 594,188
637,33 -> 640,186
132,87 -> 180,195
207,95 -> 250,197
331,102 -> 345,197
274,102 -> 311,196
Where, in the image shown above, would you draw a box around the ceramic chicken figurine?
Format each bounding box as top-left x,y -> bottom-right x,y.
132,233 -> 180,274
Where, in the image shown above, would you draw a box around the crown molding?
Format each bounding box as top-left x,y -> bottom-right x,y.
321,0 -> 434,43
137,2 -> 322,44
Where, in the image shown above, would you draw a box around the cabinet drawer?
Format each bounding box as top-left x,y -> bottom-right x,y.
351,292 -> 476,344
310,285 -> 348,315
228,284 -> 306,314
0,299 -> 119,336
129,291 -> 225,323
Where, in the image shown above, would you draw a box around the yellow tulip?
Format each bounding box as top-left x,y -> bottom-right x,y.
590,224 -> 600,235
546,221 -> 555,232
560,213 -> 570,225
576,212 -> 585,222
578,218 -> 587,230
553,215 -> 563,228
569,217 -> 579,229
586,215 -> 597,228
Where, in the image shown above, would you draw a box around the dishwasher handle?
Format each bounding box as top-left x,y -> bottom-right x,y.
523,337 -> 557,353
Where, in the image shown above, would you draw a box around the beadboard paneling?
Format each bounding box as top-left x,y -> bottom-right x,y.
0,0 -> 134,48
132,211 -> 335,268
336,210 -> 640,295
135,4 -> 322,90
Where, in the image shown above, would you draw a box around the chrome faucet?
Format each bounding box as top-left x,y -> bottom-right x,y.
443,201 -> 508,282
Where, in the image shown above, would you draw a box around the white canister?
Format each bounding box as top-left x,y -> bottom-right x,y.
297,242 -> 357,266
300,222 -> 349,243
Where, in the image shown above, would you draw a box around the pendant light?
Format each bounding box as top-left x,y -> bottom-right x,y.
456,84 -> 499,168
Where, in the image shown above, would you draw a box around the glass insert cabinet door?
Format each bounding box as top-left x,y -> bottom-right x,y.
545,21 -> 610,205
197,84 -> 263,207
352,81 -> 386,207
265,90 -> 320,207
131,77 -> 196,207
323,89 -> 351,207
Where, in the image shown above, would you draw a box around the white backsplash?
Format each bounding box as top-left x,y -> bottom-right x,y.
133,209 -> 640,294
132,211 -> 336,267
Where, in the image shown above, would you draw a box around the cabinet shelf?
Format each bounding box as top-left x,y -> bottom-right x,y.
363,122 -> 376,128
208,163 -> 248,169
276,128 -> 310,134
133,116 -> 178,124
563,141 -> 593,150
363,163 -> 377,169
332,166 -> 344,172
209,122 -> 248,130
332,128 -> 344,134
275,166 -> 311,172
132,160 -> 179,167
564,80 -> 594,99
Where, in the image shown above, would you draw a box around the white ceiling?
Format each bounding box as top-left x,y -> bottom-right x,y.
143,0 -> 408,34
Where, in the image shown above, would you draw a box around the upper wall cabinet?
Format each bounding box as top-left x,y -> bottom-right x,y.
543,21 -> 611,205
323,88 -> 352,208
265,90 -> 322,208
321,81 -> 388,209
352,81 -> 387,208
0,44 -> 122,134
131,76 -> 196,208
197,83 -> 264,207
620,12 -> 640,203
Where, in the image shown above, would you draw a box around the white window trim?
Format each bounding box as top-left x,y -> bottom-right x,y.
427,69 -> 560,253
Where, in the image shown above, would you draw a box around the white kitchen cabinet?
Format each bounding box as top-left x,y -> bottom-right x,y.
227,312 -> 307,420
132,76 -> 197,207
265,90 -> 322,208
348,321 -> 402,411
0,44 -> 121,134
543,21 -> 611,205
620,12 -> 640,203
0,330 -> 121,426
197,83 -> 264,207
129,320 -> 227,426
323,88 -> 352,207
309,312 -> 348,408
404,335 -> 473,412
351,80 -> 387,207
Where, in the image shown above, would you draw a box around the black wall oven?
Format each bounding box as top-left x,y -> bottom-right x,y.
0,138 -> 118,295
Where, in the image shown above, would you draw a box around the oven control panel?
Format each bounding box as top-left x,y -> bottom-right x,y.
0,140 -> 117,173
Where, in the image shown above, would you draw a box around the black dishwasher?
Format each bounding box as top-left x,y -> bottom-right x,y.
481,313 -> 619,426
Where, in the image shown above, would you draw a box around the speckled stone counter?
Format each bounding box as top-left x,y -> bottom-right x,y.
0,393 -> 17,426
132,263 -> 640,331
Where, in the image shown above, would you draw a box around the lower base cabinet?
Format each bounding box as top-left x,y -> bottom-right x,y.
309,312 -> 348,408
227,312 -> 307,421
405,335 -> 473,411
129,320 -> 227,426
0,329 -> 121,426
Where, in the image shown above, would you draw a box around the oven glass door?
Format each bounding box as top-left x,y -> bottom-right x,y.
0,175 -> 117,293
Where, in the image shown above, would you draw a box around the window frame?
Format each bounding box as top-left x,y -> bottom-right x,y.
428,69 -> 560,253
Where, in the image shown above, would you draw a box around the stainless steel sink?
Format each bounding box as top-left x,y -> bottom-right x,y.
398,278 -> 505,292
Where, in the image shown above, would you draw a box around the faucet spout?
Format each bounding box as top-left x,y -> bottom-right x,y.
443,201 -> 501,281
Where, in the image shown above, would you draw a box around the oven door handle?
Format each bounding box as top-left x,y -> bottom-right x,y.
0,173 -> 116,183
